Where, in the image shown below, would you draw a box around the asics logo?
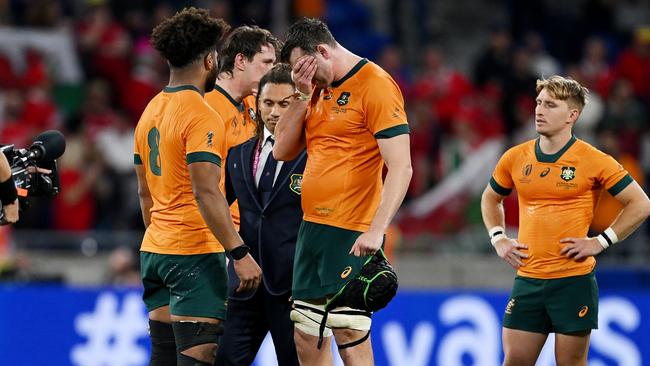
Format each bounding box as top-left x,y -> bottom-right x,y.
341,266 -> 352,279
578,306 -> 589,318
540,167 -> 551,177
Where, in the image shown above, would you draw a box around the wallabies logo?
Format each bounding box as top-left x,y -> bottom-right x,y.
561,166 -> 576,181
289,174 -> 303,195
337,92 -> 351,106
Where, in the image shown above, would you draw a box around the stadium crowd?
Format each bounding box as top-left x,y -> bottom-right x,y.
0,0 -> 647,241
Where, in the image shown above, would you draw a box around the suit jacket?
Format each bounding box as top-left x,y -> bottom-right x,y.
225,137 -> 306,300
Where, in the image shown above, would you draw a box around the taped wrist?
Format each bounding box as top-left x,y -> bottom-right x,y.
489,226 -> 506,246
596,227 -> 619,249
0,177 -> 17,205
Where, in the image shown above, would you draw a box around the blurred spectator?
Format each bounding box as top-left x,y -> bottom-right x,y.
579,37 -> 615,97
106,246 -> 140,286
413,46 -> 473,129
613,26 -> 650,104
473,26 -> 512,87
95,112 -> 137,229
81,78 -> 119,139
501,48 -> 537,138
591,129 -> 645,234
378,44 -> 412,98
52,116 -> 102,232
407,100 -> 440,199
0,65 -> 60,149
77,3 -> 131,94
524,31 -> 560,78
599,78 -> 648,157
22,0 -> 64,28
119,45 -> 166,121
565,64 -> 605,143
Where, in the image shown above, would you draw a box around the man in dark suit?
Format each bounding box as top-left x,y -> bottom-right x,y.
217,63 -> 305,365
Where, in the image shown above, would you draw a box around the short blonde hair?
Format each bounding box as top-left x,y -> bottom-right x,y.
536,75 -> 589,111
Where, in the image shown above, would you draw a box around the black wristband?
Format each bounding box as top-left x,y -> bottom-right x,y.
0,177 -> 17,205
228,244 -> 250,260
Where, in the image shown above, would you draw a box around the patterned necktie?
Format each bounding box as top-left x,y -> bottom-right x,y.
258,136 -> 277,206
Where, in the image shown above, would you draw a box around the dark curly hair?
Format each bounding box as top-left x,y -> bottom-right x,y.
254,63 -> 294,144
280,18 -> 336,63
218,25 -> 281,76
151,7 -> 230,68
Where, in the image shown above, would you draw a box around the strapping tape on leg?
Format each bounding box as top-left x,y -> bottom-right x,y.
290,300 -> 333,338
171,321 -> 224,352
148,320 -> 176,366
316,249 -> 398,349
327,307 -> 372,330
317,306 -> 372,349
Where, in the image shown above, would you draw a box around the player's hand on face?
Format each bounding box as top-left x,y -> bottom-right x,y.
0,199 -> 19,225
291,55 -> 317,95
233,254 -> 262,293
349,230 -> 383,257
494,237 -> 528,269
559,237 -> 604,260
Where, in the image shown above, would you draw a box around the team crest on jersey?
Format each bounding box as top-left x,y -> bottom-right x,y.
207,131 -> 213,147
289,174 -> 303,195
337,92 -> 351,106
561,166 -> 576,181
247,107 -> 256,123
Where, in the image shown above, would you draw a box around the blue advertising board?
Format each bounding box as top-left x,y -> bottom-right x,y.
0,285 -> 647,365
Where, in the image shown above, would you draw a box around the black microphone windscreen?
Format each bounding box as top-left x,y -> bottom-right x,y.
33,130 -> 66,161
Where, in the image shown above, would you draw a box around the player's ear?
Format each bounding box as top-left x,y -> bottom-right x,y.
234,52 -> 246,71
568,108 -> 580,124
204,51 -> 216,71
316,44 -> 329,59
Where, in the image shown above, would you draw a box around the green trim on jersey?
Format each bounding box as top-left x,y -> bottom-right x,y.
134,154 -> 142,165
608,174 -> 633,196
186,152 -> 222,167
213,84 -> 244,112
331,59 -> 369,88
535,135 -> 577,163
375,124 -> 410,139
490,177 -> 512,196
163,85 -> 201,94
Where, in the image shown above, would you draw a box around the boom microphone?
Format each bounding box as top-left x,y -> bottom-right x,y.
28,130 -> 66,162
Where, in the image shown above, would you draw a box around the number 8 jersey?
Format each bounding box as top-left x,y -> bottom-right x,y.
134,85 -> 227,255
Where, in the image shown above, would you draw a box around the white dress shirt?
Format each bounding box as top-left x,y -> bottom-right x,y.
254,127 -> 284,188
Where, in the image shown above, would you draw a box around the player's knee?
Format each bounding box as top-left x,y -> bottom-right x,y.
503,352 -> 537,366
149,320 -> 176,366
177,352 -> 212,366
290,300 -> 333,338
172,321 -> 223,365
327,307 -> 372,331
328,307 -> 372,350
555,350 -> 588,366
